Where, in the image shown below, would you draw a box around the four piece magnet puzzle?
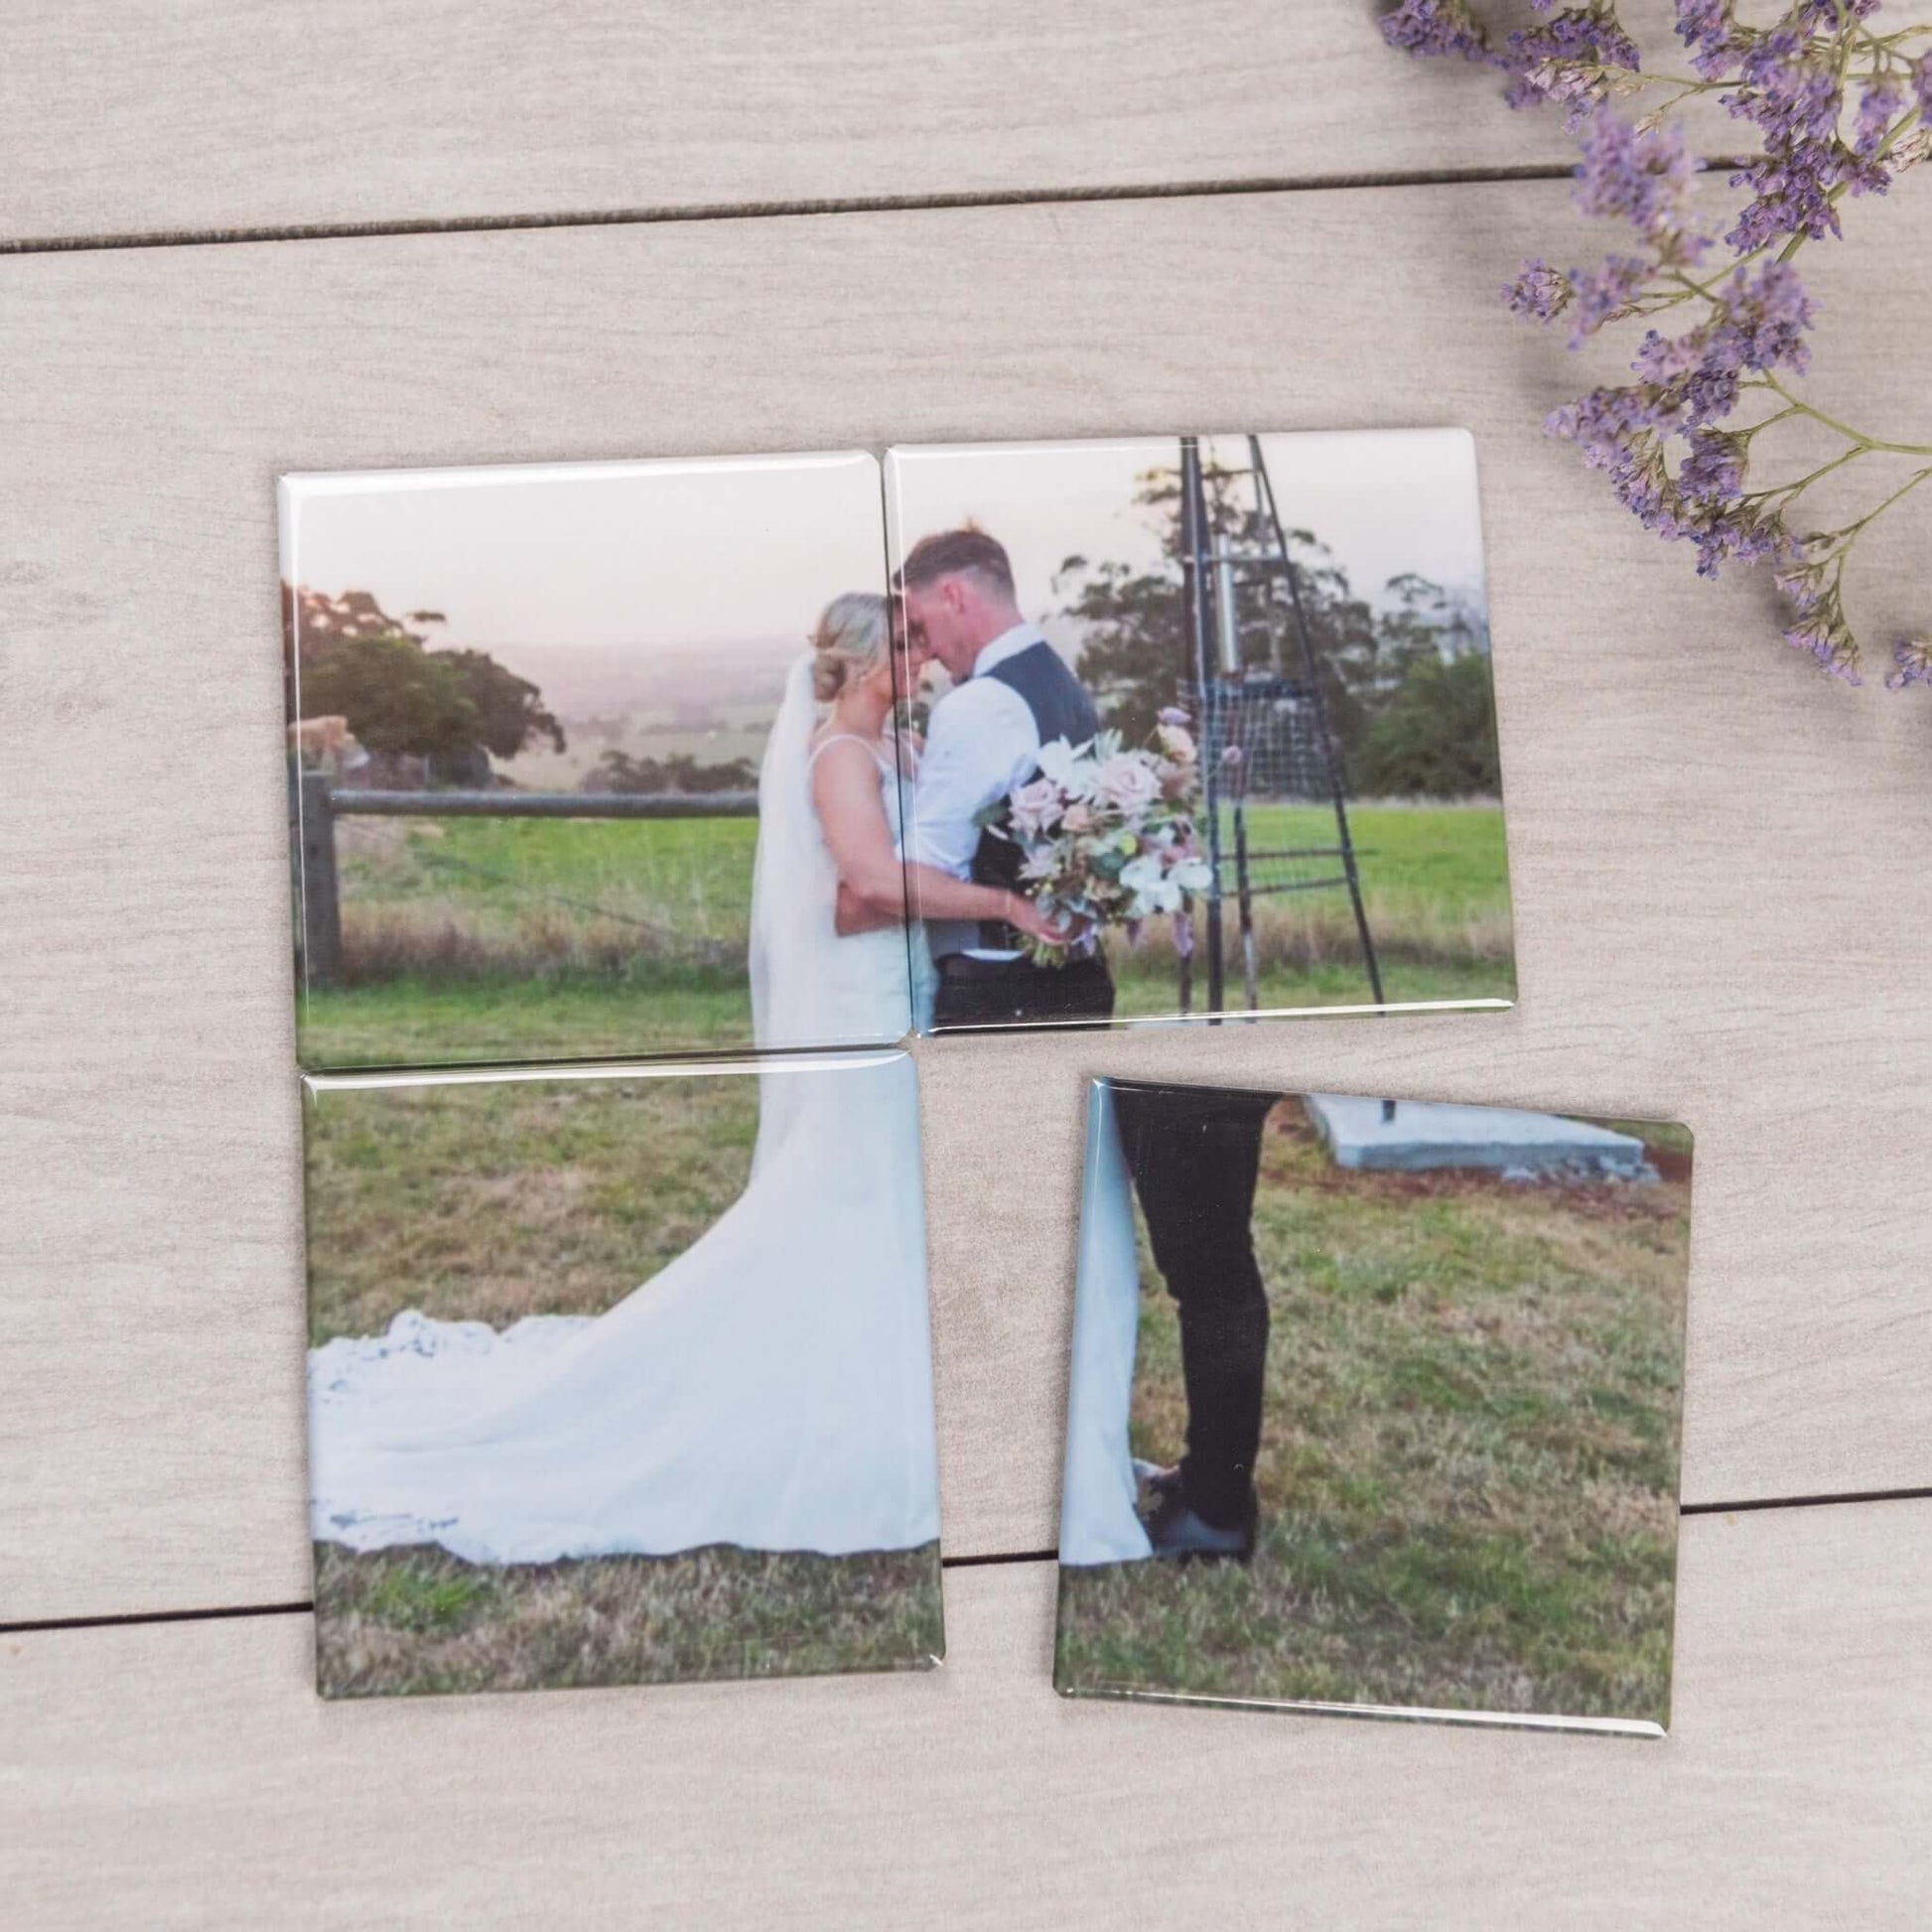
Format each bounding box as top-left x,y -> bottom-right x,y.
280,435 -> 1665,1726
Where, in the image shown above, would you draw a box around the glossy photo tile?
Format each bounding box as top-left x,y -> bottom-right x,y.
1055,1078 -> 1691,1736
282,451 -> 914,1069
302,1048 -> 943,1699
885,433 -> 1515,1034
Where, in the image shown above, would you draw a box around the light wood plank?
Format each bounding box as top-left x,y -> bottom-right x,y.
5,1503 -> 1932,1927
2,181 -> 1929,1620
0,1 -> 1729,244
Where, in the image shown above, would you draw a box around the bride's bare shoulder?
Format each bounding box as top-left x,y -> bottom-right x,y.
810,728 -> 890,770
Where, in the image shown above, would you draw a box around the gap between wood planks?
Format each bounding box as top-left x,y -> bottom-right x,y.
0,158 -> 1752,259
5,1491 -> 1929,1637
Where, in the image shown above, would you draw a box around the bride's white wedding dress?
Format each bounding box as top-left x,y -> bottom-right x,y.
308,656 -> 940,1564
1057,1081 -> 1155,1566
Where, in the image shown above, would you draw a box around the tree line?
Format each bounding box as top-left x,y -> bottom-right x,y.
1057,465 -> 1501,797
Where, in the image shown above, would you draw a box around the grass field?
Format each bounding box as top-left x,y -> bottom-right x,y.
300,802 -> 1512,1064
315,1541 -> 942,1700
304,1071 -> 942,1696
1054,1105 -> 1691,1729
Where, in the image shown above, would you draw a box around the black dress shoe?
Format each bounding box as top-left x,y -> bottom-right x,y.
1142,1487 -> 1256,1564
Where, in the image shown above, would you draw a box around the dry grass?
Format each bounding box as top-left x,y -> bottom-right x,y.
1056,1104 -> 1691,1728
303,1074 -> 759,1344
337,902 -> 738,989
314,1542 -> 943,1699
1127,889 -> 1516,975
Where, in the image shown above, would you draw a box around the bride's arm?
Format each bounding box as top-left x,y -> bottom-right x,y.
835,865 -> 1063,943
812,740 -> 916,931
812,740 -> 1064,942
899,864 -> 1064,944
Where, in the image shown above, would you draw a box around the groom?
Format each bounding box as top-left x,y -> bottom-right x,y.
1110,1080 -> 1280,1562
893,527 -> 1115,1031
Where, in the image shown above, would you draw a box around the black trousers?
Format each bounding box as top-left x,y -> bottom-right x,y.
929,953 -> 1115,1031
1110,1082 -> 1279,1531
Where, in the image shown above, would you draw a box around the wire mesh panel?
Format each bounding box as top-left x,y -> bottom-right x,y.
1177,435 -> 1384,1013
1187,675 -> 1356,908
1192,675 -> 1328,801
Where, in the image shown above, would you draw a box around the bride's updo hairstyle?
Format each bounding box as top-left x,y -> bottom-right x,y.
810,592 -> 892,703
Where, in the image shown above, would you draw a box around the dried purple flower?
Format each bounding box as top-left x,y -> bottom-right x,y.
1379,0 -> 1489,62
1774,563 -> 1862,682
1504,258 -> 1574,322
1573,111 -> 1702,247
1505,7 -> 1643,124
1794,0 -> 1879,27
1389,0 -> 1929,690
1686,500 -> 1791,580
1570,254 -> 1650,343
1674,0 -> 1737,80
1854,80 -> 1905,159
1720,37 -> 1867,248
1885,636 -> 1932,691
1710,260 -> 1818,378
1677,428 -> 1744,506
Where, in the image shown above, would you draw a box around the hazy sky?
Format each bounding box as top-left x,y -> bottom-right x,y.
282,430 -> 1488,692
887,430 -> 1488,622
281,451 -> 888,661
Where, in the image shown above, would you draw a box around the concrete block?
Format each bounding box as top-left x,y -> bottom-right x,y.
1303,1094 -> 1650,1178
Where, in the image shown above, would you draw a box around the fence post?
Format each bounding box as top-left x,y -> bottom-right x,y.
297,768 -> 343,990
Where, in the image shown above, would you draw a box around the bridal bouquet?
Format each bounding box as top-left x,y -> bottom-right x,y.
983,709 -> 1211,965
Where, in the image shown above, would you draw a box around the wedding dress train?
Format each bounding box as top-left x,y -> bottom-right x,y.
308,656 -> 940,1564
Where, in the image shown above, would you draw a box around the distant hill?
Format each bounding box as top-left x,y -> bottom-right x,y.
464,635 -> 803,720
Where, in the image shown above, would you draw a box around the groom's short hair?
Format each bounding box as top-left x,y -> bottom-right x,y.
896,527 -> 1016,600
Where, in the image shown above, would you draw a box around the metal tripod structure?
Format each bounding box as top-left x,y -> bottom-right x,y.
1175,434 -> 1385,1016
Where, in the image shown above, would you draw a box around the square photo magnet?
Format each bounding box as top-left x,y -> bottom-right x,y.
282,452 -> 917,1069
302,1048 -> 943,1697
885,433 -> 1515,1034
1055,1079 -> 1691,1736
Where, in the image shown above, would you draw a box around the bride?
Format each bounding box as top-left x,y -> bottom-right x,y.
309,592 -> 1061,1568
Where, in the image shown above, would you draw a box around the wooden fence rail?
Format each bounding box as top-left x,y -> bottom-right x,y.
291,769 -> 759,989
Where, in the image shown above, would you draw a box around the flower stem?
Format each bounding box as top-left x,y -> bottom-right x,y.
1839,465 -> 1932,537
1759,375 -> 1932,456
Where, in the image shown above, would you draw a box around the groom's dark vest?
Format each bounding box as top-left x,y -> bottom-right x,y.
962,641 -> 1102,954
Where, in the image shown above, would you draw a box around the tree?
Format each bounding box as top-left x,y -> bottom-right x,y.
298,630 -> 478,758
1056,463 -> 1384,762
434,648 -> 565,760
1055,465 -> 1500,795
1355,652 -> 1502,796
584,750 -> 758,795
284,586 -> 566,767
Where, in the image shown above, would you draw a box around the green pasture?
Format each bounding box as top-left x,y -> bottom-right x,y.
1055,1107 -> 1690,1728
298,801 -> 1512,1065
304,1071 -> 942,1696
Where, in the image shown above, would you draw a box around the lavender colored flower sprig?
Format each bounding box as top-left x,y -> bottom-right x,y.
1384,0 -> 1932,686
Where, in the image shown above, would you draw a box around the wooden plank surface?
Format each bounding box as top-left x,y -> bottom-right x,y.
0,1 -> 1730,245
3,181 -> 1930,1622
6,1502 -> 1932,1928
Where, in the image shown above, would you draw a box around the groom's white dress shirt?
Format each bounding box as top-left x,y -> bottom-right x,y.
905,621 -> 1047,962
